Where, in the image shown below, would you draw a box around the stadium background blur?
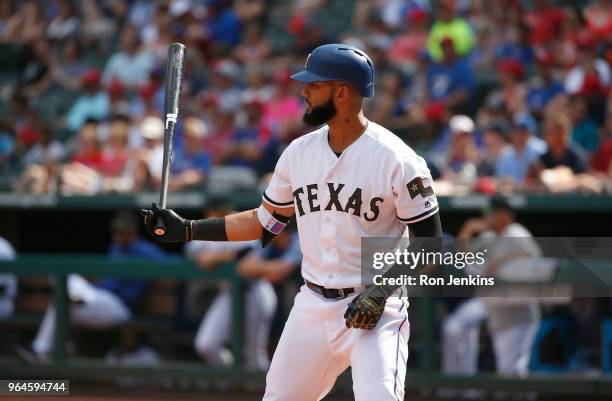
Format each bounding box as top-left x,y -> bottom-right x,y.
0,0 -> 611,399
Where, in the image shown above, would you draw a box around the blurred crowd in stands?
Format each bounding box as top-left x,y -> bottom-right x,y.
0,0 -> 611,195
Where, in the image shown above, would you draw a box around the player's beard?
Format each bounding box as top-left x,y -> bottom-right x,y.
302,97 -> 337,126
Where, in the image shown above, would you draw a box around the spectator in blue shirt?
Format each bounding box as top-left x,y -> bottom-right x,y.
477,120 -> 510,178
170,116 -> 212,191
526,51 -> 564,118
426,36 -> 475,113
24,211 -> 167,361
493,25 -> 534,68
96,211 -> 168,309
496,113 -> 547,185
101,25 -> 155,89
206,0 -> 242,48
65,69 -> 110,132
569,95 -> 600,156
224,100 -> 266,172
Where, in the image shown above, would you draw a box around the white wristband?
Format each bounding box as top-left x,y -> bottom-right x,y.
257,205 -> 288,235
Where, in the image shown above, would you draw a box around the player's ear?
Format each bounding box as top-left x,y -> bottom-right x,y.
334,85 -> 350,103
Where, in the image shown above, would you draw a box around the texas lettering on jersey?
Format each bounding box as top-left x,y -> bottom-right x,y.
292,182 -> 384,221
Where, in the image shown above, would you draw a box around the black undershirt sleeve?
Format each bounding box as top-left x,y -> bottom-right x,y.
375,212 -> 443,296
408,211 -> 443,238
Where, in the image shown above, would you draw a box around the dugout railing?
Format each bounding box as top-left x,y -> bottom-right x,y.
2,192 -> 612,212
0,255 -> 611,397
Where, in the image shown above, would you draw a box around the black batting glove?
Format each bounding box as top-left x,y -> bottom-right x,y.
140,202 -> 192,242
344,285 -> 393,330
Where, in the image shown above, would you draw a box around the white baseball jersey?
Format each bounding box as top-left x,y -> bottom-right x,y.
263,121 -> 438,289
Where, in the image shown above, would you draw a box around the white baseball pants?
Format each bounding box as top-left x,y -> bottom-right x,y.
491,322 -> 538,375
32,274 -> 131,356
262,285 -> 409,401
441,298 -> 487,375
194,280 -> 277,370
442,298 -> 539,376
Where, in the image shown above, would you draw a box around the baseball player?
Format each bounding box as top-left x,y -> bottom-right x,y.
189,230 -> 300,370
22,212 -> 166,361
142,43 -> 442,401
0,236 -> 17,318
186,202 -> 300,370
442,197 -> 541,377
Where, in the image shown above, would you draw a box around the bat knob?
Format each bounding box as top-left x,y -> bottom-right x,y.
153,215 -> 167,237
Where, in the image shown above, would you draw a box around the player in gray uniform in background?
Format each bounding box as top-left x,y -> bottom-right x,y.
442,196 -> 541,377
186,201 -> 301,369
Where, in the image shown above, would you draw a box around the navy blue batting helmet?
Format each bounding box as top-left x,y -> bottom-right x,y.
291,44 -> 375,97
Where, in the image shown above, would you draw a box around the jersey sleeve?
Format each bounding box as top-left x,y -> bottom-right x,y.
393,154 -> 439,224
262,145 -> 294,208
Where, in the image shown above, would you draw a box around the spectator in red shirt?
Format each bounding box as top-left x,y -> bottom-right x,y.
584,0 -> 612,40
494,59 -> 527,116
556,7 -> 584,69
71,122 -> 104,171
523,0 -> 564,45
592,103 -> 612,176
100,117 -> 131,178
389,9 -> 430,71
203,106 -> 238,165
16,110 -> 43,151
564,32 -> 611,96
592,138 -> 612,177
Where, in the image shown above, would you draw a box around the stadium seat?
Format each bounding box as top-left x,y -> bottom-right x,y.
207,166 -> 258,191
530,318 -> 576,372
603,319 -> 612,373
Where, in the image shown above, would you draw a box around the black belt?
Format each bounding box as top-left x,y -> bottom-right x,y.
305,280 -> 355,300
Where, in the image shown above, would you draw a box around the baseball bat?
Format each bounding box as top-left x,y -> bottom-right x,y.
154,43 -> 186,237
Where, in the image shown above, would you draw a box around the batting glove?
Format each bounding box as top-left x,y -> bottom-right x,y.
140,202 -> 192,242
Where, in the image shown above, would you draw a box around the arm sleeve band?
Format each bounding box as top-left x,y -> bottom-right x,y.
257,205 -> 291,247
257,205 -> 289,234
